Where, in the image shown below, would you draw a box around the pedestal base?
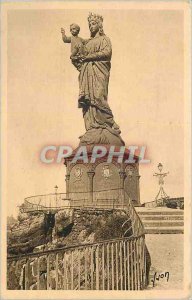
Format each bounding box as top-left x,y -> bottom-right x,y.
64,146 -> 141,207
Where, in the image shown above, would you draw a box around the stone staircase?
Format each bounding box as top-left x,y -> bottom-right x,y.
135,207 -> 184,234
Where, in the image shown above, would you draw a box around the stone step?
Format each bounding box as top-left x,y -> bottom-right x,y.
136,208 -> 184,234
140,215 -> 183,221
143,221 -> 184,227
144,227 -> 184,234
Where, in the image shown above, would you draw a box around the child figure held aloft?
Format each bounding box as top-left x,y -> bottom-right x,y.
61,24 -> 87,70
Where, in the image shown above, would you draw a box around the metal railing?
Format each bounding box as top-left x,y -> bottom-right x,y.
124,190 -> 144,237
20,193 -> 69,213
16,189 -> 144,237
21,189 -> 122,212
7,235 -> 147,290
8,189 -> 146,290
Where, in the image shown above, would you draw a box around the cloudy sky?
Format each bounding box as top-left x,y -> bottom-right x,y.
6,5 -> 185,216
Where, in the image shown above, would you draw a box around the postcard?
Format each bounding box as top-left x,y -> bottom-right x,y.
1,1 -> 191,299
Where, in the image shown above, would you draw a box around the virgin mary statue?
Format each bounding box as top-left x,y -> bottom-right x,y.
71,13 -> 124,146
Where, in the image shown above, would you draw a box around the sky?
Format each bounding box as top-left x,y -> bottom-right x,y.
6,8 -> 184,216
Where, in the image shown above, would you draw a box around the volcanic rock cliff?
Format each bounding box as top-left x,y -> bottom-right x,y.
7,208 -> 132,256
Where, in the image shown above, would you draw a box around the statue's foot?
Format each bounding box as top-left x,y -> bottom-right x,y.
79,127 -> 125,146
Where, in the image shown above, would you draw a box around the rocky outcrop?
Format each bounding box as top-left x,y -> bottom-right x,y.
7,212 -> 53,255
53,208 -> 132,248
7,208 -> 132,255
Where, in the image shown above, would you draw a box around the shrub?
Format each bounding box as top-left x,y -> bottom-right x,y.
166,201 -> 177,209
94,215 -> 131,241
180,202 -> 184,210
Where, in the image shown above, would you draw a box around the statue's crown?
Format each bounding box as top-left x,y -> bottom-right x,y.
88,12 -> 103,24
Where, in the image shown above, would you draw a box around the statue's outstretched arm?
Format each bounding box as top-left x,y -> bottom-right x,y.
63,36 -> 71,43
61,28 -> 71,43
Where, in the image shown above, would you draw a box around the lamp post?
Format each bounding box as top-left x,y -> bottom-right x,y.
54,185 -> 58,208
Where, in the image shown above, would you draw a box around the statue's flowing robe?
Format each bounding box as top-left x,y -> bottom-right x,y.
78,35 -> 124,145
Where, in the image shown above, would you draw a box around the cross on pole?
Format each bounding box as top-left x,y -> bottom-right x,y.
153,163 -> 169,206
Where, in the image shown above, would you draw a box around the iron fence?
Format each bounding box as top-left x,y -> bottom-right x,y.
7,235 -> 147,290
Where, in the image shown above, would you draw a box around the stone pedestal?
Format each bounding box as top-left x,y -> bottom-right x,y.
64,146 -> 141,207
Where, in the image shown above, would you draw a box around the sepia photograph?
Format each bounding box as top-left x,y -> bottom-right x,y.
1,1 -> 191,299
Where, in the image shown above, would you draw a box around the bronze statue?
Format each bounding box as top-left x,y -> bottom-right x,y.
61,13 -> 124,146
